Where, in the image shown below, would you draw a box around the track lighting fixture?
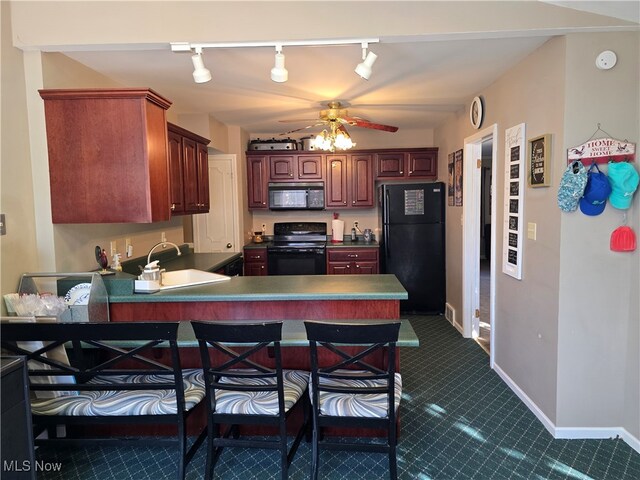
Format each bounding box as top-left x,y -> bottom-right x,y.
171,38 -> 380,84
191,47 -> 211,83
270,45 -> 288,83
355,42 -> 377,80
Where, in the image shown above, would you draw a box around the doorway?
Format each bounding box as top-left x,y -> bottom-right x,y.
193,154 -> 241,253
462,124 -> 497,366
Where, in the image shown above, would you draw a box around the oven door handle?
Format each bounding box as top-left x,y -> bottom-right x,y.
269,248 -> 325,254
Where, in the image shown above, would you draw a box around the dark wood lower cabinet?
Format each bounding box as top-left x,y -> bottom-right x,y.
1,357 -> 35,480
327,247 -> 379,274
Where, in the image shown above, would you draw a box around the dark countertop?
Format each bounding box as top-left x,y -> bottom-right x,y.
110,274 -> 407,303
156,251 -> 242,272
244,239 -> 379,249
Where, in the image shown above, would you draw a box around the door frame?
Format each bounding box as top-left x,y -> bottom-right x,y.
462,124 -> 497,367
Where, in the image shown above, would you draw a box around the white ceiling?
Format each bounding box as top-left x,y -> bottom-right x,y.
58,2 -> 638,139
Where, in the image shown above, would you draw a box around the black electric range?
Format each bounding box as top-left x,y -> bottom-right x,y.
267,222 -> 327,275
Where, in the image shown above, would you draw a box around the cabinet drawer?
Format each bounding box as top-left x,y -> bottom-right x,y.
244,249 -> 267,263
327,248 -> 378,262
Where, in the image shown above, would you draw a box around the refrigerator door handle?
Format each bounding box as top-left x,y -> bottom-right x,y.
384,224 -> 390,258
385,190 -> 390,225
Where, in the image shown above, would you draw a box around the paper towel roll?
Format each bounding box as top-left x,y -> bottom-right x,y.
331,219 -> 345,242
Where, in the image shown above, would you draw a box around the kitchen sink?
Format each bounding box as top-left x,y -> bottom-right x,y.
134,269 -> 231,293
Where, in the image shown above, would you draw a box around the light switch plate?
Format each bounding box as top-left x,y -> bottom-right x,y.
527,222 -> 537,240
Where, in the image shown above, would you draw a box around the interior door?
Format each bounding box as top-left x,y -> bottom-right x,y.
193,155 -> 239,253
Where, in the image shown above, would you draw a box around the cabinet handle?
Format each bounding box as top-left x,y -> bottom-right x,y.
356,264 -> 360,268
262,202 -> 266,205
348,254 -> 358,258
400,171 -> 404,174
289,173 -> 293,177
171,203 -> 176,211
343,201 -> 347,205
255,255 -> 261,259
261,265 -> 264,269
226,243 -> 232,248
352,200 -> 356,204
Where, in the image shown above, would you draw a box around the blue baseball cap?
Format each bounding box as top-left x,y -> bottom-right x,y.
579,164 -> 611,216
608,162 -> 639,210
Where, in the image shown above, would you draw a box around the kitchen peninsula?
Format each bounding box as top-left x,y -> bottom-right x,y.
109,274 -> 411,372
109,274 -> 407,322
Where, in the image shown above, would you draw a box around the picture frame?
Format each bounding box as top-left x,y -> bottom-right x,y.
528,134 -> 551,187
447,152 -> 455,206
503,123 -> 526,280
454,149 -> 464,206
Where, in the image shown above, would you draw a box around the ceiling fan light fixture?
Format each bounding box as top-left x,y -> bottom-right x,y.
311,123 -> 355,152
191,48 -> 211,83
270,45 -> 288,83
355,43 -> 377,80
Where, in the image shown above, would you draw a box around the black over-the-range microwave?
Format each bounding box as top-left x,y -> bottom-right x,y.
268,182 -> 325,210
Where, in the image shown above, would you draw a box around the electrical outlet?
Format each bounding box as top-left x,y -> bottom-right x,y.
110,241 -> 117,257
161,231 -> 167,243
354,221 -> 359,228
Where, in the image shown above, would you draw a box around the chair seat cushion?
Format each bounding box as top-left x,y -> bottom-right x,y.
214,369 -> 308,416
312,370 -> 402,418
30,369 -> 205,416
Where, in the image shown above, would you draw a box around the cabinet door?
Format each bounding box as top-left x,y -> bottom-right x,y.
354,261 -> 378,274
297,155 -> 323,179
350,154 -> 374,207
245,262 -> 267,276
168,130 -> 185,214
407,150 -> 437,178
196,142 -> 210,212
269,155 -> 295,180
327,262 -> 352,275
182,137 -> 199,213
326,155 -> 349,208
247,156 -> 268,209
376,152 -> 406,178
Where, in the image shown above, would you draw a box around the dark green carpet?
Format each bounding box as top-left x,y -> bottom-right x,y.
34,315 -> 640,479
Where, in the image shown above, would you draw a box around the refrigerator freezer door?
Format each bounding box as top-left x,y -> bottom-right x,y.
382,183 -> 444,225
381,223 -> 445,313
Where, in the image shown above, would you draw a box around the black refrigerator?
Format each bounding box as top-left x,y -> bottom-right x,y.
379,182 -> 445,314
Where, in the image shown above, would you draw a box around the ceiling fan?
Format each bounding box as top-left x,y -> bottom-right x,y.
278,101 -> 399,136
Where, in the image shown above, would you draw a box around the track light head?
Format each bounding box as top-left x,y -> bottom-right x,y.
270,46 -> 288,83
355,43 -> 377,80
191,49 -> 211,83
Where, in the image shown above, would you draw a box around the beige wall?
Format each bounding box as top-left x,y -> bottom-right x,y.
557,32 -> 639,437
436,37 -> 566,421
0,1 -> 40,303
436,31 -> 639,439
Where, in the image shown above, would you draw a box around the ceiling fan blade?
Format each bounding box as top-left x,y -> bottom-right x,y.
342,116 -> 398,132
279,122 -> 326,136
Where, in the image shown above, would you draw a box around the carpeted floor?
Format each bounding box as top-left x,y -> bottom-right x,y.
34,315 -> 639,479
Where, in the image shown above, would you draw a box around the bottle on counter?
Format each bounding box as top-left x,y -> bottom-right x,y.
351,227 -> 357,241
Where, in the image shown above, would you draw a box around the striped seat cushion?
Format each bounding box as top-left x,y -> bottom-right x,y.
214,369 -> 308,416
312,370 -> 402,418
30,369 -> 205,416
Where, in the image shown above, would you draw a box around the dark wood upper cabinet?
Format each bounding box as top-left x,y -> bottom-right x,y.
39,88 -> 173,223
247,155 -> 269,209
246,148 -> 437,210
376,148 -> 438,179
167,123 -> 211,215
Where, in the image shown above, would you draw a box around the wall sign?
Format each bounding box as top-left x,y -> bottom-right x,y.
568,137 -> 635,165
528,134 -> 552,187
503,123 -> 526,280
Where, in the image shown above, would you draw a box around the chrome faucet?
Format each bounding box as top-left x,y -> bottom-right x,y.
146,241 -> 182,267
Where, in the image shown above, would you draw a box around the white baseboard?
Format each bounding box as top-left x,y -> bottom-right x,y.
493,363 -> 640,454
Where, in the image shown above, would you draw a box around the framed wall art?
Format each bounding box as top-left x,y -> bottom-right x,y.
454,149 -> 464,207
528,134 -> 552,187
447,152 -> 455,206
502,123 -> 526,280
